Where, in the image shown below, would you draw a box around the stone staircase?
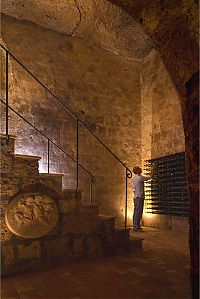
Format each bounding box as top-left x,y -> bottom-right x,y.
1,134 -> 142,276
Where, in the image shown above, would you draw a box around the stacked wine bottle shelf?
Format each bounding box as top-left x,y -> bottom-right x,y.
144,152 -> 189,217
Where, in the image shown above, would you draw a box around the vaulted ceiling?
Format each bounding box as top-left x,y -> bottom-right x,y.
1,0 -> 153,61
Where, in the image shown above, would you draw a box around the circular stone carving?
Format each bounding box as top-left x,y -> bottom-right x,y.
5,193 -> 59,238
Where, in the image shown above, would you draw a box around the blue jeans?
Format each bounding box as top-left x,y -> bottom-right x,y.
133,197 -> 144,229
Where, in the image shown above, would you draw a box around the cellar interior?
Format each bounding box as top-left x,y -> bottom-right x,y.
0,1 -> 198,299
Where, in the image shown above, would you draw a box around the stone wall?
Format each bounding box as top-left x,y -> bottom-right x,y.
140,49 -> 187,232
141,49 -> 185,163
1,14 -> 142,225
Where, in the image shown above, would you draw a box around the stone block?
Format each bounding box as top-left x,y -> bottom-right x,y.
81,204 -> 99,218
80,214 -> 98,235
113,229 -> 130,249
86,237 -> 101,255
0,175 -> 20,197
21,176 -> 39,188
39,174 -> 63,192
98,216 -> 116,233
62,189 -> 81,199
1,244 -> 15,266
73,238 -> 84,254
17,241 -> 41,260
13,158 -> 39,177
59,198 -> 80,214
62,212 -> 98,235
0,155 -> 13,173
62,214 -> 81,234
0,135 -> 15,156
45,238 -> 72,258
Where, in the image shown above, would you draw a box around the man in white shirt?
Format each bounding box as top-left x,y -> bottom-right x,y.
132,165 -> 155,231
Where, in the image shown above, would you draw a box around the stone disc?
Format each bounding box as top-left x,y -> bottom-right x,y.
5,192 -> 59,238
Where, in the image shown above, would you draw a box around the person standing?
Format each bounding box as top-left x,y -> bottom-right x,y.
132,165 -> 155,231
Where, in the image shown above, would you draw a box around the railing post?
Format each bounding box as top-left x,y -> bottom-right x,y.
47,139 -> 50,173
89,175 -> 95,204
125,168 -> 128,230
125,168 -> 132,231
5,50 -> 9,138
90,176 -> 92,204
76,119 -> 79,189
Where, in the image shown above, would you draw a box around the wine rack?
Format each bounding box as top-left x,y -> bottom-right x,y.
144,152 -> 189,217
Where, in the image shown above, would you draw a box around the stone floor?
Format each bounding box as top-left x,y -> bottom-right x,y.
1,227 -> 191,299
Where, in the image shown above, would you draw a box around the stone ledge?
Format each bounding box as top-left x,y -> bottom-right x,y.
14,154 -> 41,160
39,173 -> 64,177
81,203 -> 98,207
62,189 -> 82,192
98,215 -> 117,220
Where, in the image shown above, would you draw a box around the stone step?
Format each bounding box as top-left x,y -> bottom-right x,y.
59,189 -> 82,214
129,236 -> 144,252
115,229 -> 143,253
14,154 -> 41,161
99,228 -> 130,255
12,155 -> 40,178
61,202 -> 99,236
39,173 -> 64,192
99,228 -> 143,255
98,215 -> 116,233
61,189 -> 81,200
80,203 -> 99,217
12,154 -> 41,177
1,151 -> 41,198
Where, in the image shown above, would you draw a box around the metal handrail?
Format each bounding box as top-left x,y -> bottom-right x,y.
0,44 -> 132,175
0,99 -> 94,179
1,43 -> 132,228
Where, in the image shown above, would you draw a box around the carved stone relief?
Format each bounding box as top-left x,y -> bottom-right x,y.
5,193 -> 59,238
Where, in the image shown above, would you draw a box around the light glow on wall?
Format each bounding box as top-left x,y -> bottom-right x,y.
127,208 -> 133,222
143,207 -> 157,219
143,211 -> 154,218
38,162 -> 48,173
15,147 -> 49,173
